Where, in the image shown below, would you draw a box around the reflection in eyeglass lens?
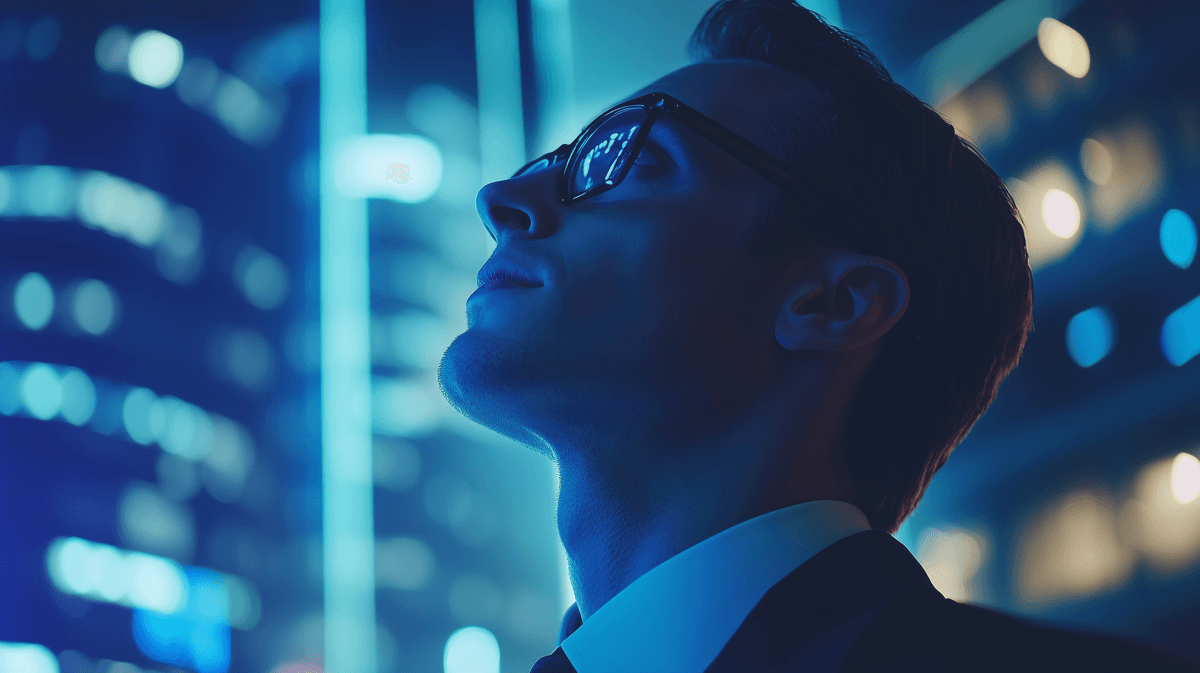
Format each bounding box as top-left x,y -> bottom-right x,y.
571,108 -> 644,196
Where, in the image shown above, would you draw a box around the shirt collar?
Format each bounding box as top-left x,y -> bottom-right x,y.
560,500 -> 872,673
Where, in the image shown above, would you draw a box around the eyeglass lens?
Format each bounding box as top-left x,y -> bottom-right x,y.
566,107 -> 646,198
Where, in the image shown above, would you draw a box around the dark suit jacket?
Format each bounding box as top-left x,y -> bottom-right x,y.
556,530 -> 1200,673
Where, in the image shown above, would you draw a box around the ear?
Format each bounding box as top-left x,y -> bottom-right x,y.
775,248 -> 909,352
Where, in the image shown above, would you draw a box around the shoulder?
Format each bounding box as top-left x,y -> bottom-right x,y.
842,594 -> 1200,673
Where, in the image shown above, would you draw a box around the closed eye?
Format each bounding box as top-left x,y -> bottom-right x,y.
633,140 -> 671,170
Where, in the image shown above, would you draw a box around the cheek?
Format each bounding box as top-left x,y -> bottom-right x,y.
552,194 -> 775,356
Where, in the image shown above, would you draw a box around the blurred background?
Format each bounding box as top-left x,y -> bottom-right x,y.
0,0 -> 1196,671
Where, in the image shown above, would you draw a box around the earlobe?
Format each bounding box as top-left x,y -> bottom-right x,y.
775,252 -> 909,353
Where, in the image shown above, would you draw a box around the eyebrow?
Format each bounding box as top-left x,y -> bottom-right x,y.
644,114 -> 689,152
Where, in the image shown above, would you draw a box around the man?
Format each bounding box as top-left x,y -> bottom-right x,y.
439,1 -> 1200,671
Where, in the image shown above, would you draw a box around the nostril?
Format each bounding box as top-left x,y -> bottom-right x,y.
490,205 -> 532,232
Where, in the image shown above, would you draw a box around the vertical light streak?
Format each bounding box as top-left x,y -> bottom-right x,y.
320,0 -> 375,671
530,0 -> 577,156
902,0 -> 1083,105
474,0 -> 526,184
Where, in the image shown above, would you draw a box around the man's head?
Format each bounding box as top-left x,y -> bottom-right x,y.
439,0 -> 1033,532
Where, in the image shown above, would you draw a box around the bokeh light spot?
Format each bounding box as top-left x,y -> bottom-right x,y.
20,363 -> 63,421
1042,188 -> 1081,239
443,626 -> 500,673
1160,209 -> 1197,270
1066,306 -> 1116,368
1171,453 -> 1200,505
1037,17 -> 1090,78
127,30 -> 183,88
14,272 -> 54,330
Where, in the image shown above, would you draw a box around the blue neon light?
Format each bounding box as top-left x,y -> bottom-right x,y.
1162,294 -> 1200,367
1160,208 -> 1197,270
1065,306 -> 1115,368
320,0 -> 376,670
132,567 -> 231,673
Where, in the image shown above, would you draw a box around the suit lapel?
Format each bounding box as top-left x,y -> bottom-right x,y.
704,530 -> 943,673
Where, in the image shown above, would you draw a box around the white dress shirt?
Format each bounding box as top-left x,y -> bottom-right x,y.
560,500 -> 872,673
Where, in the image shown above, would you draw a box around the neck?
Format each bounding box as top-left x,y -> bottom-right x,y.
554,376 -> 855,620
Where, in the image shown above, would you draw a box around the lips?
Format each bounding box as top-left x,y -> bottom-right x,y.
476,258 -> 543,288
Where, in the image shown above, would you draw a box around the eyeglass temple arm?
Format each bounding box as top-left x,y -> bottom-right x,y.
665,100 -> 824,212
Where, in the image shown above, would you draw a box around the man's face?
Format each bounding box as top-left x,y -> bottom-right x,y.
439,60 -> 818,450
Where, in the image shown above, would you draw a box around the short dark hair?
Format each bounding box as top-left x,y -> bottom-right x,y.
689,0 -> 1035,532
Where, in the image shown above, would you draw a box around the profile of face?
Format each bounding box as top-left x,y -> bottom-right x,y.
438,59 -> 906,461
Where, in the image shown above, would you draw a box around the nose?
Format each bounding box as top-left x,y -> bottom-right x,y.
475,172 -> 559,242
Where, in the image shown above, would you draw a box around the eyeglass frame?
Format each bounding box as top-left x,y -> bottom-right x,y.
512,91 -> 823,214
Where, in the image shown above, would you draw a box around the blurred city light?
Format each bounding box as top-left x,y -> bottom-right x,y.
1121,455 -> 1200,571
234,245 -> 291,310
0,642 -> 59,673
1017,489 -> 1134,608
1080,137 -> 1113,185
903,0 -> 1084,104
25,16 -> 61,61
443,626 -> 501,673
1042,188 -> 1081,238
373,375 -> 442,437
58,367 -> 96,426
1065,306 -> 1116,368
1036,17 -> 1090,78
71,279 -> 119,336
21,362 -> 62,420
320,0 -> 377,671
127,30 -> 184,88
333,133 -> 444,203
211,75 -> 279,146
474,0 -> 525,184
1007,160 -> 1085,269
1161,209 -> 1197,270
175,56 -> 220,106
1161,294 -> 1200,366
222,574 -> 263,631
1172,453 -> 1200,505
1087,121 -> 1166,233
529,0 -> 576,155
119,483 -> 195,560
46,537 -> 189,614
14,271 -> 54,330
95,25 -> 132,73
937,82 -> 1012,150
376,536 -> 436,591
915,526 -> 987,602
5,0 -> 1200,668
131,568 -> 231,673
123,387 -> 166,445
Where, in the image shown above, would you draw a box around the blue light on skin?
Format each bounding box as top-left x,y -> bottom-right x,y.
1065,306 -> 1116,368
1162,294 -> 1200,367
439,60 -> 910,622
1161,209 -> 1197,270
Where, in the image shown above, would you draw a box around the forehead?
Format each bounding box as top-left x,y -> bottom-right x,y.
627,59 -> 818,158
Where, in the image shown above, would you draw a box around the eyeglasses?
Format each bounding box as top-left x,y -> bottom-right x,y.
511,91 -> 822,210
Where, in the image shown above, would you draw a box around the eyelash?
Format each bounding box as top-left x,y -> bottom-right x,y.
633,145 -> 664,167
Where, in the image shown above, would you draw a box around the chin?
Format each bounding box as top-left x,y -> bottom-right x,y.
437,328 -> 545,447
